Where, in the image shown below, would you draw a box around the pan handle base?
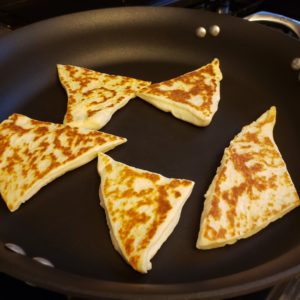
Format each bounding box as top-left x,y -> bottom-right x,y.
245,11 -> 300,39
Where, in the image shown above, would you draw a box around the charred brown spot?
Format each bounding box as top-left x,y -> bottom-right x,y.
204,224 -> 227,240
210,196 -> 221,220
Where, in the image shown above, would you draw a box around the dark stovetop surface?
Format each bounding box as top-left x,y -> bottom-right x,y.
0,272 -> 272,300
0,0 -> 299,29
0,1 -> 299,299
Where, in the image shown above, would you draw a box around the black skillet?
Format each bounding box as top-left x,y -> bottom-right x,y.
0,7 -> 300,299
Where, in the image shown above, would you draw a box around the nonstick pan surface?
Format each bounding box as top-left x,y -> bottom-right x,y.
0,7 -> 300,299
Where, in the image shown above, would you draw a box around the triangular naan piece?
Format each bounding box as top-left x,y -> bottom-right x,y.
97,153 -> 194,273
137,58 -> 222,126
0,114 -> 126,212
197,107 -> 300,249
57,64 -> 151,130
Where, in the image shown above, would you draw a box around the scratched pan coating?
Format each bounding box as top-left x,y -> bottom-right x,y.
0,7 -> 300,299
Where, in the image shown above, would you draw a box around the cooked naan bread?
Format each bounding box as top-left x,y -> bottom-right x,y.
0,114 -> 126,212
97,153 -> 194,273
57,64 -> 151,130
137,58 -> 222,126
197,106 -> 300,249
